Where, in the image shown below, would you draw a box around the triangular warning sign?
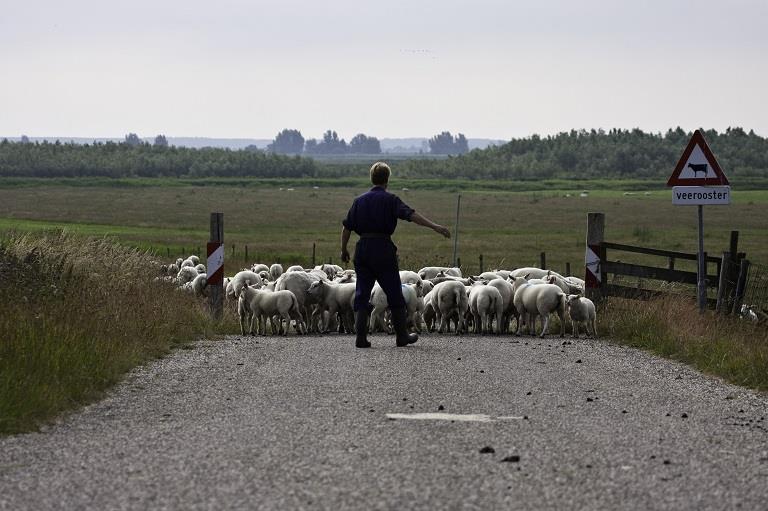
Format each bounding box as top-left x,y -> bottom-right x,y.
667,129 -> 729,186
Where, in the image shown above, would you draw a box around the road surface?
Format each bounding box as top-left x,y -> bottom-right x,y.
1,334 -> 767,510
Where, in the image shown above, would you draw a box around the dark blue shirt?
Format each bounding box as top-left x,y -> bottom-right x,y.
342,186 -> 415,235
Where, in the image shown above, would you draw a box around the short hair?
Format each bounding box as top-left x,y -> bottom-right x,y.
369,162 -> 391,185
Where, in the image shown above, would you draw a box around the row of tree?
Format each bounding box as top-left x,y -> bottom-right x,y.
267,129 -> 471,155
2,127 -> 765,180
0,139 -> 317,178
268,129 -> 382,155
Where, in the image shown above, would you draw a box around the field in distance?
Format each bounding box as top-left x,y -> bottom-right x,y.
0,179 -> 766,275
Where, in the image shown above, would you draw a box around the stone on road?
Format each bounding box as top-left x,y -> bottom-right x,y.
1,335 -> 767,510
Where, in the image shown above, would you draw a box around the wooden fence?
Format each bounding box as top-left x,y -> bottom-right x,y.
586,212 -> 747,311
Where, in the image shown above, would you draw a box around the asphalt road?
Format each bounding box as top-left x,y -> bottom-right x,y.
1,333 -> 767,510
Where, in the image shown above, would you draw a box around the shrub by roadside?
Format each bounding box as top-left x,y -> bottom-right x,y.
0,231 -> 213,434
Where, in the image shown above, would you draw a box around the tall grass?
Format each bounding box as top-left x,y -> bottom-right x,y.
0,231 -> 216,434
602,296 -> 768,390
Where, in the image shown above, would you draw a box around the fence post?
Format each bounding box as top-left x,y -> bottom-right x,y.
565,262 -> 571,277
540,252 -> 546,270
452,194 -> 461,267
731,259 -> 751,315
479,254 -> 484,274
668,257 -> 675,270
715,251 -> 730,313
457,257 -> 461,270
245,245 -> 248,262
312,243 -> 316,267
166,247 -> 170,258
207,213 -> 224,321
586,212 -> 606,302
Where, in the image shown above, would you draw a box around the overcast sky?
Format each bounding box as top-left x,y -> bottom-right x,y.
1,0 -> 766,140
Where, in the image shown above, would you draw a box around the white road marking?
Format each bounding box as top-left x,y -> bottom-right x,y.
386,413 -> 524,423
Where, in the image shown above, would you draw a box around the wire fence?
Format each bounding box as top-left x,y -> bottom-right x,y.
742,262 -> 768,313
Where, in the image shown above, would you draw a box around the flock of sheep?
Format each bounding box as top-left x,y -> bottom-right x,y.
159,256 -> 598,339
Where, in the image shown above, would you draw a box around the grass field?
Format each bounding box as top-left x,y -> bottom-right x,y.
0,180 -> 766,277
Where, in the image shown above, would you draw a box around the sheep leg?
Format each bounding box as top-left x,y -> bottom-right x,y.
590,319 -> 597,338
573,321 -> 579,338
539,313 -> 549,338
281,312 -> 292,336
557,309 -> 565,338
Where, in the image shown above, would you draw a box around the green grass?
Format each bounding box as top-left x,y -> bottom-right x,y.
602,296 -> 768,391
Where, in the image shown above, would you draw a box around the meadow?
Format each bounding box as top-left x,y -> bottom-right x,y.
0,179 -> 766,275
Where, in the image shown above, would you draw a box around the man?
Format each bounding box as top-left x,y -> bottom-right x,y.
340,162 -> 451,348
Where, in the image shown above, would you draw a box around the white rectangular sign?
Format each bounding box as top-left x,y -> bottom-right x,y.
672,186 -> 731,205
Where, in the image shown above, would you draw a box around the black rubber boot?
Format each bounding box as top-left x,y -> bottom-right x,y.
391,307 -> 418,347
355,310 -> 371,348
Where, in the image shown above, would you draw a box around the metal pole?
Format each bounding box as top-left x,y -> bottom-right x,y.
697,205 -> 706,312
452,194 -> 461,267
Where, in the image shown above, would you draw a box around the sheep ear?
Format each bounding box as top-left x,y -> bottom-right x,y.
524,273 -> 531,280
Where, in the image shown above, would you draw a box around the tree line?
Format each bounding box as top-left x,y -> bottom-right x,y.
399,127 -> 768,180
1,127 -> 765,180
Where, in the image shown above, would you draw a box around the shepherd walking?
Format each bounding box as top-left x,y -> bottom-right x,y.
340,162 -> 451,348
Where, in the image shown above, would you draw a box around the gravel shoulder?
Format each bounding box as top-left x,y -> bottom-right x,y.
1,333 -> 767,510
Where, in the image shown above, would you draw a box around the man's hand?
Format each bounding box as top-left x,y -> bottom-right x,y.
341,248 -> 350,263
434,225 -> 451,238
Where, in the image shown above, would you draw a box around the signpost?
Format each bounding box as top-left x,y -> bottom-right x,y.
667,130 -> 730,312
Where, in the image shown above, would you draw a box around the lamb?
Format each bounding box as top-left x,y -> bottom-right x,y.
422,289 -> 437,332
510,276 -> 566,337
194,263 -> 206,274
487,277 -> 518,333
286,265 -> 305,273
180,258 -> 196,270
269,263 -> 284,281
238,285 -> 305,336
418,266 -> 462,280
334,270 -> 356,283
469,283 -> 504,334
477,271 -> 504,281
566,295 -> 597,338
315,264 -> 343,280
306,280 -> 356,333
433,280 -> 469,334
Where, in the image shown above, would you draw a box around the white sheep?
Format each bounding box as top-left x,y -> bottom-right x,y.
306,279 -> 356,333
369,283 -> 424,334
566,295 -> 597,338
469,283 -> 504,334
269,263 -> 284,281
418,266 -> 462,280
194,263 -> 206,274
251,263 -> 270,274
399,270 -> 422,285
191,273 -> 209,297
176,266 -> 199,286
286,265 -> 305,273
510,267 -> 549,280
230,270 -> 264,299
487,277 -> 518,333
238,285 -> 305,336
274,270 -> 324,332
510,277 -> 566,337
433,280 -> 469,334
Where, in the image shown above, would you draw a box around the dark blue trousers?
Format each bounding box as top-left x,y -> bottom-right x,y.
353,238 -> 406,312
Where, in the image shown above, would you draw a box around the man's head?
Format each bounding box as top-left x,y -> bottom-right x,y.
369,162 -> 391,186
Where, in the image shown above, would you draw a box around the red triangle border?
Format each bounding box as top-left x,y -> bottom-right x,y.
666,130 -> 729,187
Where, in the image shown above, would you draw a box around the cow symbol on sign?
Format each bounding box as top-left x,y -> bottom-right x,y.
687,163 -> 708,178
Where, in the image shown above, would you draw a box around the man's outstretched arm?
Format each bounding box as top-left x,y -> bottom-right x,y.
411,212 -> 451,238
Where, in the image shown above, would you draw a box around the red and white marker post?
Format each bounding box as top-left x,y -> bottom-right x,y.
207,213 -> 224,320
